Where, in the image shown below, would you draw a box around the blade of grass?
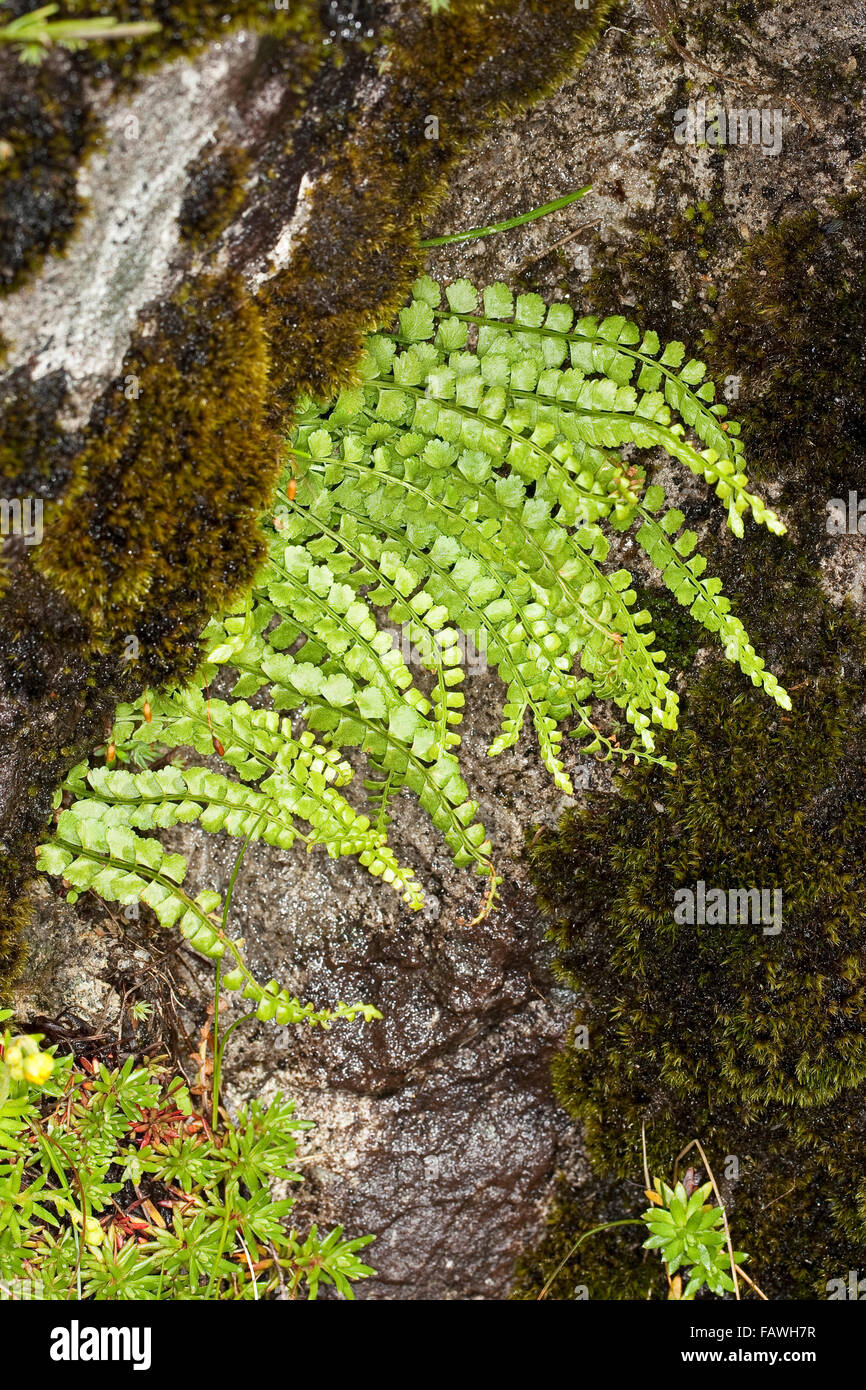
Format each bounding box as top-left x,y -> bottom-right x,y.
537,1219 -> 643,1300
419,184 -> 592,247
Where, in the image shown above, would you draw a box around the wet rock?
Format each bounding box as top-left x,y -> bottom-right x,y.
11,0 -> 866,1300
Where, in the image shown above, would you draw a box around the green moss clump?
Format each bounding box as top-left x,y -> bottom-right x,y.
706,184 -> 866,504
518,183 -> 866,1299
35,271 -> 276,680
0,558 -> 136,999
665,0 -> 782,54
520,627 -> 866,1295
0,880 -> 33,995
542,610 -> 866,1108
630,582 -> 704,675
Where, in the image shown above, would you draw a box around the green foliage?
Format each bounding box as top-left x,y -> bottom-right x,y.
283,275 -> 786,779
516,177 -> 866,1303
0,3 -> 159,63
0,1010 -> 374,1300
526,1153 -> 756,1302
39,761 -> 382,1028
37,277 -> 789,952
642,1179 -> 746,1299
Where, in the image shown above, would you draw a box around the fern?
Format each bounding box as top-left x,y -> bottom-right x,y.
38,277 -> 789,975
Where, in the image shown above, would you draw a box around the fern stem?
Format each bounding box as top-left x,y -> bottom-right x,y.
288,452 -> 666,756
272,496 -> 457,764
286,464 -> 586,782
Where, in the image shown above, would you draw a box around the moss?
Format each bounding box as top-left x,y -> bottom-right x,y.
0,367 -> 77,492
631,582 -> 703,675
0,879 -> 33,999
178,145 -> 251,250
544,616 -> 866,1106
705,182 -> 866,506
0,0 -> 326,295
259,0 -> 617,408
0,52 -> 93,293
519,183 -> 866,1297
0,559 -> 138,1003
35,271 -> 276,681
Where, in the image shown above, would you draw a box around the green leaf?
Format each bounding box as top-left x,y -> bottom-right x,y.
399,300 -> 435,342
445,279 -> 478,313
483,283 -> 514,319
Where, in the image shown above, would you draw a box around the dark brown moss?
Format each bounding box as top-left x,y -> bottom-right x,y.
0,367 -> 78,492
580,188 -> 732,350
517,182 -> 866,1297
705,182 -> 866,505
35,271 -> 276,675
0,51 -> 93,293
0,561 -> 137,991
178,145 -> 252,249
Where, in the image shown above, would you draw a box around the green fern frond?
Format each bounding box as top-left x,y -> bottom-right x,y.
38,277 -> 790,963
37,797 -> 377,1028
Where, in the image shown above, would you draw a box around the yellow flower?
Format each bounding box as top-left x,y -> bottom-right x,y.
21,1051 -> 54,1086
3,1044 -> 24,1080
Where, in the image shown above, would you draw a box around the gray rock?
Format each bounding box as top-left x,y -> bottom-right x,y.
13,0 -> 866,1300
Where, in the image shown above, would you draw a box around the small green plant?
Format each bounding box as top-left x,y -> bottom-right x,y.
38,277 -> 790,960
641,1178 -> 746,1300
538,1138 -> 765,1301
0,3 -> 159,62
0,1008 -> 375,1300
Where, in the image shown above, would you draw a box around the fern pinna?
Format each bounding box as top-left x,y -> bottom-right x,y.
38,277 -> 790,1010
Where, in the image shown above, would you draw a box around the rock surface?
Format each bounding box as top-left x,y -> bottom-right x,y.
12,0 -> 866,1298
